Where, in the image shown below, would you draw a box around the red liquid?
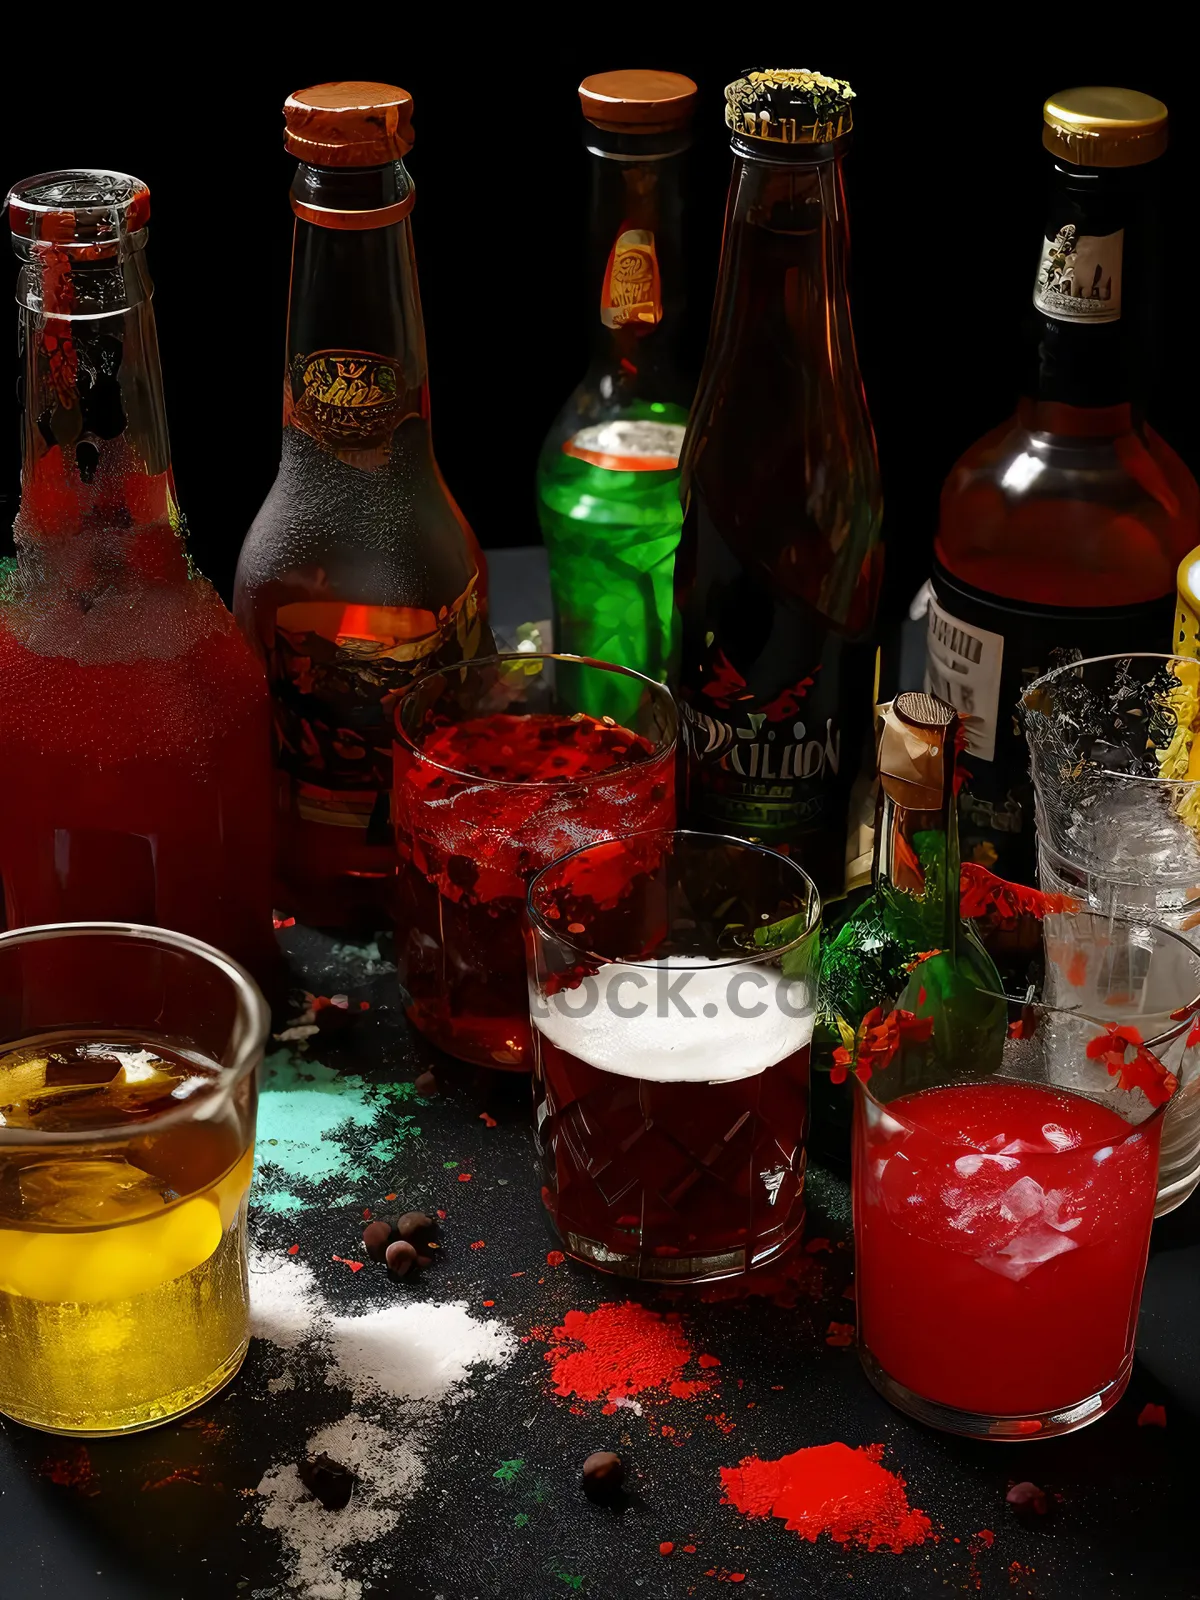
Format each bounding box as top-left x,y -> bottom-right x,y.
393,712 -> 673,1068
0,580 -> 276,986
536,1038 -> 810,1282
854,1080 -> 1160,1417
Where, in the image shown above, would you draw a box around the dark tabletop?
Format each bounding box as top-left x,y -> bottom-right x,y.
3,553 -> 1199,1600
2,919 -> 1199,1600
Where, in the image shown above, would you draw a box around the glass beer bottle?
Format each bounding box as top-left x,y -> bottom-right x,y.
926,88 -> 1199,881
536,70 -> 696,716
0,171 -> 275,984
673,70 -> 883,902
235,83 -> 489,929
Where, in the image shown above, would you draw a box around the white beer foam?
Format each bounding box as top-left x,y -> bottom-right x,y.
532,955 -> 813,1085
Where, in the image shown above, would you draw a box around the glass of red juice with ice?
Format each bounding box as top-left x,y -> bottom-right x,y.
852,988 -> 1177,1439
527,830 -> 820,1281
393,654 -> 675,1069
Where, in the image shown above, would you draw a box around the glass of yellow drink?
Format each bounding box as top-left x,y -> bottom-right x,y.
0,922 -> 267,1435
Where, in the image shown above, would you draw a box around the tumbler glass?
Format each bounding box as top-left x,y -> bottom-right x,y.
527,829 -> 820,1282
853,967 -> 1174,1440
1020,653 -> 1200,938
394,654 -> 675,1069
0,922 -> 267,1435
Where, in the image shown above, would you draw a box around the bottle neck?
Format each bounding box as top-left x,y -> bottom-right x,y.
583,133 -> 689,400
284,160 -> 429,469
1023,153 -> 1158,416
874,779 -> 962,950
15,236 -> 181,564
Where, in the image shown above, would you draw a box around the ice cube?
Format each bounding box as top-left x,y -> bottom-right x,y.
999,1176 -> 1046,1223
976,1228 -> 1078,1280
17,1158 -> 169,1225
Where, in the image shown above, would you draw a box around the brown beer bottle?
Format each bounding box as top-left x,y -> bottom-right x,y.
235,82 -> 489,929
673,69 -> 883,902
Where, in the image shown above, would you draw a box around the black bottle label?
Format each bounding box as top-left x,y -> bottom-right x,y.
678,606 -> 875,894
925,562 -> 1172,880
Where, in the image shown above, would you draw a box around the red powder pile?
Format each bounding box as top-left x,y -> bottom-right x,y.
546,1303 -> 696,1401
720,1442 -> 931,1553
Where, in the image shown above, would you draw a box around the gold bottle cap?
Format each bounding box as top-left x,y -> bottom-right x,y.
579,70 -> 698,135
1043,87 -> 1168,168
879,693 -> 957,811
724,69 -> 854,146
284,82 -> 414,167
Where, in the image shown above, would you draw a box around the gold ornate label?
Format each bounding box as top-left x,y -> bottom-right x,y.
270,576 -> 483,838
1033,226 -> 1123,324
600,227 -> 662,330
289,350 -> 407,449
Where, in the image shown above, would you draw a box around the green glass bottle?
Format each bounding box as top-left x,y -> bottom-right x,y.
536,70 -> 696,720
813,692 -> 1006,1154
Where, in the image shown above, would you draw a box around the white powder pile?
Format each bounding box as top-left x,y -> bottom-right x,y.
325,1300 -> 516,1402
248,1248 -> 516,1597
257,1412 -> 420,1600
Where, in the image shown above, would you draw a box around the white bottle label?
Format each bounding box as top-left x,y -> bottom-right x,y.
924,596 -> 1004,763
1033,225 -> 1123,324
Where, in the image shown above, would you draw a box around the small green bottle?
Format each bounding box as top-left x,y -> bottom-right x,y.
814,692 -> 1006,1146
536,70 -> 696,720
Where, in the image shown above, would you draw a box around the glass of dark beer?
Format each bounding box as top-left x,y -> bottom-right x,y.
393,655 -> 675,1070
526,829 -> 820,1281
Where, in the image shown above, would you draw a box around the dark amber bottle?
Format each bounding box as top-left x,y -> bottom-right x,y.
673,69 -> 883,902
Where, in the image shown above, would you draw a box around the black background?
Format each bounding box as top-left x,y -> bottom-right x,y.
1,44 -> 1197,633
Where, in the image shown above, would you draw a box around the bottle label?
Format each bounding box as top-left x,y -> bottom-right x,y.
1033,225 -> 1123,324
562,420 -> 685,473
678,624 -> 876,894
923,593 -> 1004,762
600,227 -> 662,330
288,350 -> 409,450
269,577 -> 483,838
927,563 -> 1172,878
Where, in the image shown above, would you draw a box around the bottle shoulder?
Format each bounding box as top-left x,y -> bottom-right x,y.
937,412 -> 1200,606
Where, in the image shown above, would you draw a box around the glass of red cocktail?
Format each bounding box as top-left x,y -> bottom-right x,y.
393,654 -> 675,1069
851,977 -> 1176,1439
527,829 -> 820,1281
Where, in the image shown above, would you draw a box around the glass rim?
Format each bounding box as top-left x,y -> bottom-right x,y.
0,921 -> 269,1148
394,652 -> 678,790
526,826 -> 821,972
1023,651 -> 1200,789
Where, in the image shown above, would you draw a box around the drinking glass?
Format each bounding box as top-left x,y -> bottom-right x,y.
0,922 -> 267,1435
852,962 -> 1174,1440
393,653 -> 675,1070
527,829 -> 820,1282
1020,653 -> 1200,939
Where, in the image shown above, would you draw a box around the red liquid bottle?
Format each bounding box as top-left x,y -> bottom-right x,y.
926,88 -> 1200,881
0,171 -> 275,985
234,83 -> 489,930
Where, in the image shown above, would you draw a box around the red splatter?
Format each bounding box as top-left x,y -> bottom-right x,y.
668,1380 -> 711,1399
683,1544 -> 696,1553
698,1354 -> 721,1369
825,1322 -> 855,1347
362,1208 -> 372,1219
546,1250 -> 566,1267
511,1271 -> 525,1278
470,1240 -> 486,1250
659,1542 -> 675,1555
730,1576 -> 746,1585
272,915 -> 296,929
142,1466 -> 206,1491
720,1442 -> 931,1553
479,1112 -> 497,1128
545,1303 -> 696,1401
960,864 -> 1079,926
39,1447 -> 99,1495
331,1255 -> 364,1273
458,1173 -> 472,1183
286,1244 -> 299,1256
975,1529 -> 995,1547
1138,1402 -> 1167,1428
482,1300 -> 495,1307
385,1192 -> 398,1201
437,1208 -> 447,1219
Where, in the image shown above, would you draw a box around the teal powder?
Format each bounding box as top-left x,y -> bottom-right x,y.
252,1050 -> 422,1204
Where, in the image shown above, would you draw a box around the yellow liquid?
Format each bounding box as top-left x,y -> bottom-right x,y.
0,1038 -> 254,1434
